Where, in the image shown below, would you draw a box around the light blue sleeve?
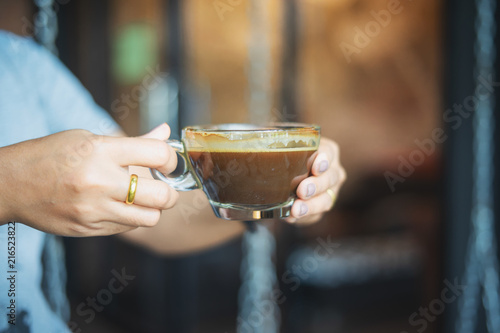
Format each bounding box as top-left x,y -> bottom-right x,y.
1,31 -> 120,135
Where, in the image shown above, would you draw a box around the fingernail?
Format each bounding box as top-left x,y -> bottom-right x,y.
306,183 -> 316,197
319,160 -> 329,173
299,203 -> 308,216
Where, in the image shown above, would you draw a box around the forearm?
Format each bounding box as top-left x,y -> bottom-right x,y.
0,145 -> 16,225
0,138 -> 47,226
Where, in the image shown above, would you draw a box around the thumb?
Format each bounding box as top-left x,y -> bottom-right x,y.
140,123 -> 171,140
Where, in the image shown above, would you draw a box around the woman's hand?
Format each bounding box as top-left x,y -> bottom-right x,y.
287,137 -> 346,225
0,124 -> 178,236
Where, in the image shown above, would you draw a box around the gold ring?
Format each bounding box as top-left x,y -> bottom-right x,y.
326,188 -> 336,209
126,174 -> 138,205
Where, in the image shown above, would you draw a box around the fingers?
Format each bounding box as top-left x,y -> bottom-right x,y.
106,201 -> 163,228
75,174 -> 178,233
110,174 -> 179,210
133,178 -> 179,209
296,164 -> 339,200
311,139 -> 338,176
310,152 -> 332,177
104,170 -> 178,228
289,190 -> 337,221
66,221 -> 137,237
91,124 -> 179,231
290,166 -> 345,222
105,136 -> 178,175
296,141 -> 344,201
285,212 -> 323,225
288,138 -> 346,224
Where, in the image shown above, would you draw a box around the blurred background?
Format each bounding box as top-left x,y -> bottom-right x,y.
1,0 -> 498,332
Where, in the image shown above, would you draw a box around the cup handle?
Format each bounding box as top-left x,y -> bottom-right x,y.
150,140 -> 200,191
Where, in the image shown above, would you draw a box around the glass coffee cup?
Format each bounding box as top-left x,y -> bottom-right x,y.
151,123 -> 320,220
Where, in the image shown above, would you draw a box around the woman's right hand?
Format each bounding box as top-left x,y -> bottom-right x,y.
0,124 -> 179,236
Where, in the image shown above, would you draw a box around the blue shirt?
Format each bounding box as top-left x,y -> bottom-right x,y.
0,31 -> 119,332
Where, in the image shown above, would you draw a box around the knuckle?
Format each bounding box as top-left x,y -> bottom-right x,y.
75,129 -> 92,136
67,222 -> 93,236
61,172 -> 79,192
154,141 -> 170,166
69,170 -> 99,194
128,209 -> 161,227
328,170 -> 338,186
71,203 -> 94,222
339,167 -> 347,183
170,190 -> 180,205
70,129 -> 93,141
62,160 -> 102,193
154,184 -> 172,208
74,131 -> 97,155
167,147 -> 178,172
330,166 -> 346,186
89,136 -> 106,153
143,210 -> 161,227
324,192 -> 334,205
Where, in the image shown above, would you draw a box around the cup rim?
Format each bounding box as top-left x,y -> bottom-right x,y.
183,122 -> 320,133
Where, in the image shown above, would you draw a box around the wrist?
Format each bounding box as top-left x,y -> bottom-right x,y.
0,147 -> 17,224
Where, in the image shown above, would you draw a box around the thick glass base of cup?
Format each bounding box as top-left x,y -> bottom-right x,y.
210,197 -> 295,220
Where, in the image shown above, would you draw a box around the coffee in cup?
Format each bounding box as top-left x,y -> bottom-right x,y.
151,123 -> 320,220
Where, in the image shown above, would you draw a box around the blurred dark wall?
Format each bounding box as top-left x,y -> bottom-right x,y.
0,0 -> 32,35
0,1 -> 450,332
57,0 -> 112,112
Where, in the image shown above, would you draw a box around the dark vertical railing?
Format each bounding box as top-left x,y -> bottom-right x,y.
165,0 -> 185,138
442,0 -> 477,330
280,0 -> 298,122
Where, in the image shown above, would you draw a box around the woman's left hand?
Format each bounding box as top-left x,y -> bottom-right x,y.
287,137 -> 346,225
